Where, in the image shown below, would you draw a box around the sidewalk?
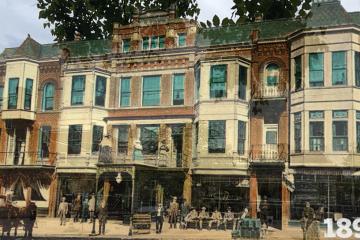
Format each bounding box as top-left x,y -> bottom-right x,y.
6,217 -> 333,239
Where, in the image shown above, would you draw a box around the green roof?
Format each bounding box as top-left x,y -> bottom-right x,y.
0,38 -> 112,61
196,19 -> 304,47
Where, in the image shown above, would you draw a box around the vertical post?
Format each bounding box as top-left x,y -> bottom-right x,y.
249,174 -> 258,218
327,175 -> 330,219
90,173 -> 99,235
129,168 -> 135,236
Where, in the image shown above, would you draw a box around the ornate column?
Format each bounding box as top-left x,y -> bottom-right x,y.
182,171 -> 192,205
249,173 -> 258,218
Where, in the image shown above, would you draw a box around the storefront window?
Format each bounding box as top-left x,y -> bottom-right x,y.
208,120 -> 226,153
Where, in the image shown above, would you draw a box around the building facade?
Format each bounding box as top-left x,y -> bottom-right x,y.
0,0 -> 359,228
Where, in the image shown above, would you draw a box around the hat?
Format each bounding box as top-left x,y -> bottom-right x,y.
227,207 -> 232,210
201,207 -> 206,210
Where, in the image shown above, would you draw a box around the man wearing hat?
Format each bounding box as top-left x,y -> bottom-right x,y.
58,197 -> 69,226
198,207 -> 209,230
208,208 -> 223,230
169,196 -> 179,228
155,203 -> 165,233
224,207 -> 235,230
184,207 -> 198,229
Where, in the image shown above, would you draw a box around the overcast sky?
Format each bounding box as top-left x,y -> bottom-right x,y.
0,0 -> 359,51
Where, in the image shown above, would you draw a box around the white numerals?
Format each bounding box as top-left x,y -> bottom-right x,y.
325,218 -> 360,239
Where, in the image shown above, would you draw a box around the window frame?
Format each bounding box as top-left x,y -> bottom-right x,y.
71,75 -> 86,106
210,64 -> 227,99
120,77 -> 131,107
309,121 -> 324,152
309,52 -> 324,87
265,63 -> 280,87
92,125 -> 104,154
172,73 -> 185,106
208,120 -> 226,153
238,121 -> 246,155
0,85 -> 4,110
177,33 -> 187,47
24,78 -> 33,110
332,110 -> 348,152
355,52 -> 360,87
295,55 -> 302,91
117,125 -> 129,155
68,125 -> 82,155
332,51 -> 347,86
294,112 -> 302,153
122,39 -> 131,53
142,75 -> 161,106
38,125 -> 51,159
42,83 -> 55,111
94,75 -> 107,107
238,65 -> 247,100
140,125 -> 160,155
8,78 -> 19,110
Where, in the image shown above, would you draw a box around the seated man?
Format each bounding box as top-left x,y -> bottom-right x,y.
208,208 -> 222,230
184,207 -> 198,229
224,207 -> 235,230
198,207 -> 209,230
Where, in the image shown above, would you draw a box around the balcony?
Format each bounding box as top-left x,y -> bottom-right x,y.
249,144 -> 287,165
1,109 -> 36,121
0,152 -> 56,168
252,86 -> 287,100
98,150 -> 184,168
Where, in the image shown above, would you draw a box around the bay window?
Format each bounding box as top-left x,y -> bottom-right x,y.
8,78 -> 19,109
208,120 -> 226,153
71,75 -> 85,105
210,65 -> 227,98
68,125 -> 82,154
332,51 -> 347,85
309,53 -> 324,87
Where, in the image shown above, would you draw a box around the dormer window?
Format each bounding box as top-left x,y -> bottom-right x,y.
142,36 -> 165,50
178,33 -> 186,47
122,39 -> 131,53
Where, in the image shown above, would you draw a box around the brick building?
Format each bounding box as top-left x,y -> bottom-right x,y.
0,0 -> 360,228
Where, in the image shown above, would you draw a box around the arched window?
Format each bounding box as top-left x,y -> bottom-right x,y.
265,63 -> 280,86
42,83 -> 55,111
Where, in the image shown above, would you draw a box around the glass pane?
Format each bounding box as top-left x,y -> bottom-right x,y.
123,39 -> 130,52
95,76 -> 106,107
295,56 -> 302,90
332,51 -> 346,69
120,78 -> 131,107
143,37 -> 149,50
159,35 -> 165,49
151,36 -> 158,49
357,122 -> 360,153
173,74 -> 184,105
71,75 -> 85,105
211,65 -> 227,83
0,86 -> 3,109
309,111 -> 324,119
68,125 -> 82,154
140,125 -> 159,154
333,110 -> 348,119
92,126 -> 103,153
355,52 -> 360,87
8,78 -> 19,109
238,121 -> 246,154
208,120 -> 226,153
310,122 -> 324,137
266,64 -> 279,86
118,126 -> 129,154
44,83 -> 54,110
178,33 -> 186,47
239,66 -> 247,100
143,76 -> 160,106
24,79 -> 33,110
309,53 -> 324,86
266,131 -> 277,144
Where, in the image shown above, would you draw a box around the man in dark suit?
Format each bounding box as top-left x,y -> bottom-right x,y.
155,203 -> 165,233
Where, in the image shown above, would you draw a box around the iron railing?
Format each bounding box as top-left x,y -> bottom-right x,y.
249,144 -> 287,162
253,86 -> 287,99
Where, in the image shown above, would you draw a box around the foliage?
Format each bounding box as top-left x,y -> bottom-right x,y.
37,0 -> 200,41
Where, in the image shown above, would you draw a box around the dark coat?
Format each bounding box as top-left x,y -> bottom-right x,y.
97,206 -> 108,222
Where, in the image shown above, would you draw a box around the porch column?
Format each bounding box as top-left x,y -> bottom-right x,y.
48,176 -> 58,217
281,181 -> 290,229
25,186 -> 32,205
183,172 -> 192,205
249,174 -> 258,218
103,179 -> 110,204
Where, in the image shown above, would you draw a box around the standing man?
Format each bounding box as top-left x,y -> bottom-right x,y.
224,207 -> 235,230
98,200 -> 108,235
169,197 -> 179,229
81,196 -> 89,222
208,208 -> 222,230
73,194 -> 82,222
198,207 -> 209,230
23,201 -> 37,238
155,203 -> 165,234
301,202 -> 315,240
58,197 -> 69,226
259,196 -> 269,228
88,194 -> 96,223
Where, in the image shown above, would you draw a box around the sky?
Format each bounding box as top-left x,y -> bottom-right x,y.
0,0 -> 359,51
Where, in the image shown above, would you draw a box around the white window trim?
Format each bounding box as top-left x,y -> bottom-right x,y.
119,77 -> 132,108
141,75 -> 162,107
171,73 -> 185,106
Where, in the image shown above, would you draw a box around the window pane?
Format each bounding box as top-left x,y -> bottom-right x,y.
120,77 -> 131,107
238,121 -> 246,154
143,37 -> 149,50
195,65 -> 201,101
208,120 -> 226,153
173,74 -> 184,105
118,126 -> 129,154
295,56 -> 302,90
142,76 -> 160,106
333,110 -> 348,119
24,79 -> 33,110
310,122 -> 324,151
266,131 -> 277,144
309,111 -> 324,119
92,125 -> 104,153
178,33 -> 186,47
39,126 -> 51,159
239,66 -> 247,100
210,65 -> 227,98
140,125 -> 159,155
68,125 -> 82,154
294,114 -> 302,153
309,53 -> 324,86
332,51 -> 346,85
159,35 -> 165,49
151,36 -> 158,49
357,122 -> 360,153
266,64 -> 279,86
8,78 -> 19,109
95,76 -> 106,107
123,39 -> 131,53
355,52 -> 360,87
43,83 -> 54,110
71,75 -> 85,105
0,86 -> 3,110
333,121 -> 348,151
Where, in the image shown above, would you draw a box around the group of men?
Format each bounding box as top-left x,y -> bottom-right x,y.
57,194 -> 108,235
154,196 -> 249,234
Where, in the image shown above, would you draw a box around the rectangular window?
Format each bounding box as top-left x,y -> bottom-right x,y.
210,65 -> 227,98
178,33 -> 186,47
151,36 -> 158,49
238,121 -> 246,155
238,65 -> 247,100
333,110 -> 348,119
159,35 -> 165,49
71,75 -> 85,105
92,125 -> 104,153
295,56 -> 302,90
355,52 -> 360,87
294,113 -> 302,153
120,77 -> 131,107
309,122 -> 324,151
333,121 -> 348,151
122,39 -> 131,53
173,74 -> 184,105
118,126 -> 129,154
8,78 -> 19,109
357,121 -> 360,153
140,125 -> 159,155
38,126 -> 51,159
332,51 -> 347,85
309,53 -> 324,87
0,85 -> 4,110
143,37 -> 150,50
195,64 -> 201,101
68,125 -> 82,154
142,76 -> 160,106
309,111 -> 324,120
208,120 -> 226,153
24,78 -> 33,110
95,76 -> 106,107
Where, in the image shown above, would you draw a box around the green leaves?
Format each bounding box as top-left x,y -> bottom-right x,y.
37,0 -> 200,41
